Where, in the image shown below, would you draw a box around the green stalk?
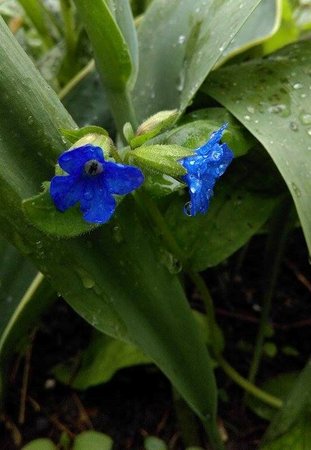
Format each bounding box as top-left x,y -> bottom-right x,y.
59,59 -> 95,99
216,354 -> 283,409
246,198 -> 293,388
60,0 -> 77,58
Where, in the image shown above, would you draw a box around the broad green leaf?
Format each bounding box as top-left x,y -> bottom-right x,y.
54,331 -> 152,389
260,415 -> 311,450
204,41 -> 311,256
144,437 -> 168,450
166,150 -> 282,271
0,20 -> 221,430
133,0 -> 264,120
73,431 -> 113,450
129,144 -> 192,177
217,0 -> 281,66
247,372 -> 298,421
262,360 -> 311,443
21,438 -> 56,450
153,108 -> 254,158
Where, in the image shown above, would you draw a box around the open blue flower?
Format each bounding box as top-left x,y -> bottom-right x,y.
50,144 -> 144,224
179,124 -> 233,216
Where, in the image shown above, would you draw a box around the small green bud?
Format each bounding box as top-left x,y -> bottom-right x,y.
131,109 -> 179,148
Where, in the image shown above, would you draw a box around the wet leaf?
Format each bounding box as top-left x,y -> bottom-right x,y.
205,41 -> 311,256
133,0 -> 264,120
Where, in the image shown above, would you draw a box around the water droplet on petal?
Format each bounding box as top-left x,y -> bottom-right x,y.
178,35 -> 186,44
244,115 -> 251,121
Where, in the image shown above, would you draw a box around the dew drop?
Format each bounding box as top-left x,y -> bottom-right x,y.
247,106 -> 255,114
308,129 -> 311,136
291,182 -> 301,197
293,82 -> 303,90
244,115 -> 251,121
178,35 -> 186,44
267,104 -> 286,114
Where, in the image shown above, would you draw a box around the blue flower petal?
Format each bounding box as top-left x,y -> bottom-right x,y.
58,145 -> 105,175
179,124 -> 234,217
196,123 -> 228,156
104,162 -> 144,195
80,175 -> 116,224
50,174 -> 84,212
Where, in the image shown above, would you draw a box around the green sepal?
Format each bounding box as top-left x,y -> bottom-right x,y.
128,144 -> 192,178
130,109 -> 179,148
22,183 -> 98,238
60,125 -> 109,145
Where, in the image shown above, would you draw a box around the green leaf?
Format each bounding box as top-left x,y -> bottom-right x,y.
54,331 -> 152,389
166,150 -> 282,271
262,360 -> 311,444
217,0 -> 281,66
153,108 -> 254,158
22,187 -> 98,238
144,437 -> 168,450
247,372 -> 298,421
133,0 -> 264,120
21,438 -> 56,450
73,0 -> 133,91
204,41 -> 311,256
129,144 -> 192,177
73,431 -> 113,450
260,415 -> 311,450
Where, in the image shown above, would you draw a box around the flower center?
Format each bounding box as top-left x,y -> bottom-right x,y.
84,159 -> 104,176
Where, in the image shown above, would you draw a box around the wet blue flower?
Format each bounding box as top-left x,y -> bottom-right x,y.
50,144 -> 144,224
179,124 -> 233,216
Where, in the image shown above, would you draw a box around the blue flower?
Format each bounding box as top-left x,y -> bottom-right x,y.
179,124 -> 233,216
50,144 -> 144,224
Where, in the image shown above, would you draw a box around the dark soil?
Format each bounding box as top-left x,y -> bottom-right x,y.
1,230 -> 310,450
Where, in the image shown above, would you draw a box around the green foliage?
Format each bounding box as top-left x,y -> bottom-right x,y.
205,40 -> 311,257
133,0 -> 264,120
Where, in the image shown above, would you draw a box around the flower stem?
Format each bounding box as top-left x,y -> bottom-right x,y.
246,197 -> 293,388
216,354 -> 283,409
59,59 -> 95,100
